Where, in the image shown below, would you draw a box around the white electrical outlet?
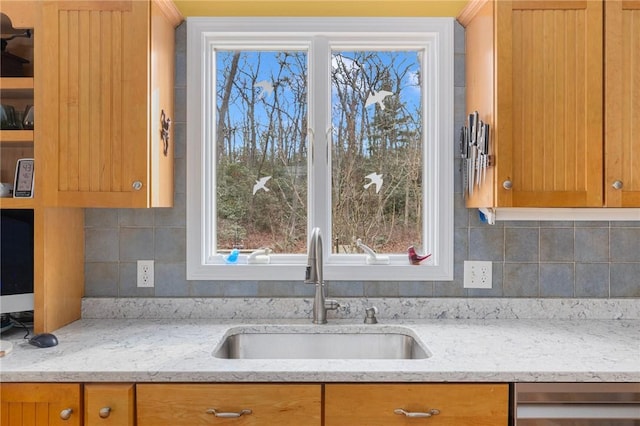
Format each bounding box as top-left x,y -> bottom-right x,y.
137,260 -> 154,288
464,260 -> 492,289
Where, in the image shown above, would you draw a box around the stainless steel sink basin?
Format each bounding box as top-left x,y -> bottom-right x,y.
213,327 -> 430,360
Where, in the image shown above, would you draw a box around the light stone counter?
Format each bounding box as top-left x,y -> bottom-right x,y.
1,297 -> 638,383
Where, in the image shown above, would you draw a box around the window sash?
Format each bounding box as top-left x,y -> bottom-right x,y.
187,17 -> 454,281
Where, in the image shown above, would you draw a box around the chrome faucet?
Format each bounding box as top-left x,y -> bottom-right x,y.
305,227 -> 339,324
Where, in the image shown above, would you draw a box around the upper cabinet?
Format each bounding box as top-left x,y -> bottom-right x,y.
460,0 -> 639,209
40,0 -> 181,208
605,0 -> 640,207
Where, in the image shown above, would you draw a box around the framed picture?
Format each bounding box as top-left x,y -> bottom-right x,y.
13,158 -> 34,198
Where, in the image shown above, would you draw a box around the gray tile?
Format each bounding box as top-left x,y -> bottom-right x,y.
610,221 -> 640,227
454,21 -> 465,55
154,227 -> 186,262
469,227 -> 504,261
454,227 -> 468,263
576,221 -> 610,228
84,262 -> 119,297
503,263 -> 539,297
505,227 -> 539,262
118,209 -> 154,227
189,280 -> 226,297
364,282 -> 399,297
540,228 -> 573,262
454,53 -> 465,88
85,209 -> 118,227
540,263 -> 574,297
435,261 -> 464,295
175,49 -> 186,88
575,263 -> 609,298
543,221 -> 574,228
174,87 -> 187,122
175,22 -> 187,54
119,262 -> 155,297
220,281 -> 259,297
119,228 -> 154,261
610,228 -> 640,262
174,157 -> 186,195
85,228 -> 119,262
155,262 -> 188,296
454,87 -> 466,125
328,281 -> 364,297
155,192 -> 186,227
258,281 -> 295,296
292,282 -> 316,297
502,221 -> 540,228
610,263 -> 640,297
173,122 -> 186,160
398,281 -> 433,297
575,228 -> 609,262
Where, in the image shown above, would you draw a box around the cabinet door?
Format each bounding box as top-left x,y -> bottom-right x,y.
325,384 -> 508,426
40,0 -> 174,208
137,384 -> 321,426
84,383 -> 135,426
496,0 -> 603,207
0,383 -> 81,426
605,0 -> 640,207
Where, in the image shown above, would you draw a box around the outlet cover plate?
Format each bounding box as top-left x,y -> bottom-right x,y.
137,260 -> 154,288
463,260 -> 492,289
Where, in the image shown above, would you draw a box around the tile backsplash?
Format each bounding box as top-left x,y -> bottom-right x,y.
84,22 -> 640,299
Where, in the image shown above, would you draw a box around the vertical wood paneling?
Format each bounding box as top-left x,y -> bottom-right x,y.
100,11 -> 112,192
111,11 -> 123,192
58,11 -> 69,192
607,1 -> 640,206
89,10 -> 101,192
20,402 -> 35,426
508,1 -> 602,206
67,10 -> 80,192
78,10 -> 90,192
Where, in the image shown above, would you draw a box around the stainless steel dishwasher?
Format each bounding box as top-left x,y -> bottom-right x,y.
514,383 -> 640,425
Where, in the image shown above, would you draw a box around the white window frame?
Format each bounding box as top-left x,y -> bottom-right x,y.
186,17 -> 454,281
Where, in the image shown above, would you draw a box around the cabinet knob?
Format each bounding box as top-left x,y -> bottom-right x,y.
612,180 -> 623,190
502,180 -> 513,190
99,407 -> 111,418
394,408 -> 440,418
59,408 -> 73,420
132,180 -> 143,191
206,408 -> 253,418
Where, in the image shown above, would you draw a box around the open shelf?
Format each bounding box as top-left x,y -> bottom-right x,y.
0,197 -> 35,209
0,130 -> 34,143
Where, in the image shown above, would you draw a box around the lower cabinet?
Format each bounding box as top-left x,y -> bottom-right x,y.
325,384 -> 509,426
0,383 -> 81,426
136,384 -> 322,426
84,384 -> 135,426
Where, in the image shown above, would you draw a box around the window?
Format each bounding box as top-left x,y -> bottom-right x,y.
187,17 -> 454,281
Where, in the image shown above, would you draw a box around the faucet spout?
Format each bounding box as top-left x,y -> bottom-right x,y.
306,227 -> 339,324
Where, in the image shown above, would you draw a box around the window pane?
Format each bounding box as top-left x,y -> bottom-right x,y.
331,50 -> 423,254
215,51 -> 308,254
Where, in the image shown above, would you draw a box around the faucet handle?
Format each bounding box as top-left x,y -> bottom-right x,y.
364,306 -> 379,324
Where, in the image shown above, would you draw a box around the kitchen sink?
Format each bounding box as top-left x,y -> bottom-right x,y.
213,327 -> 430,360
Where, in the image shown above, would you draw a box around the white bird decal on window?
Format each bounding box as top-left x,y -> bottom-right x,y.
363,172 -> 383,194
254,80 -> 274,99
252,176 -> 272,195
365,90 -> 394,110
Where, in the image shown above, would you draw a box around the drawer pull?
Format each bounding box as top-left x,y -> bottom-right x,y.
60,408 -> 73,420
206,408 -> 253,418
394,408 -> 440,418
99,407 -> 111,418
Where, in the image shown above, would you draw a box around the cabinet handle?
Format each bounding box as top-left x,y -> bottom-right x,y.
132,180 -> 143,191
612,180 -> 623,190
59,408 -> 73,420
99,407 -> 111,418
206,408 -> 252,418
394,408 -> 440,418
502,180 -> 513,190
160,109 -> 171,157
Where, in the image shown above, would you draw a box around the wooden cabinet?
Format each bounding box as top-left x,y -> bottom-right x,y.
1,2 -> 84,334
136,384 -> 321,426
461,0 -> 640,209
40,0 -> 181,208
605,0 -> 640,207
0,383 -> 82,426
84,384 -> 135,426
325,384 -> 509,426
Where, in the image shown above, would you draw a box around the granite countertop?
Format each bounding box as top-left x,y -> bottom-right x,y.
1,313 -> 638,383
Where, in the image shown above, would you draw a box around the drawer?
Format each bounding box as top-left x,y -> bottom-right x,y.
137,384 -> 321,426
84,384 -> 135,426
325,383 -> 508,426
